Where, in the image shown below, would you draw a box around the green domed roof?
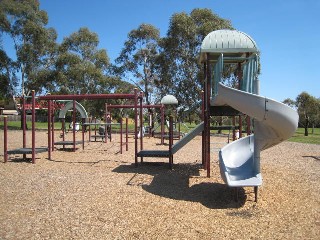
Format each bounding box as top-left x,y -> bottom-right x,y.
200,29 -> 258,62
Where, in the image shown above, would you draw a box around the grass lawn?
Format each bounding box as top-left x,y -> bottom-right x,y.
288,127 -> 320,145
0,121 -> 319,145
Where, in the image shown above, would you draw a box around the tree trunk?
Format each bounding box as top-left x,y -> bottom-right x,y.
304,116 -> 309,136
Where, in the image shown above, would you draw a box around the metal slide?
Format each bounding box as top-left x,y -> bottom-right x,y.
213,83 -> 298,187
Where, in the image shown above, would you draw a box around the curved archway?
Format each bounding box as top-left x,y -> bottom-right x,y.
58,101 -> 88,119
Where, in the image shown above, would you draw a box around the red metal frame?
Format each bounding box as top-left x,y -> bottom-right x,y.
31,90 -> 35,163
3,116 -> 7,163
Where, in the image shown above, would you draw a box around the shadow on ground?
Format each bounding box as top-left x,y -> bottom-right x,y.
113,162 -> 246,209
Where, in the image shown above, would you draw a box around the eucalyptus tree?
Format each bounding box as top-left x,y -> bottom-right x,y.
296,92 -> 320,136
156,8 -> 233,115
0,0 -> 57,96
0,48 -> 18,99
115,23 -> 160,105
55,27 -> 110,95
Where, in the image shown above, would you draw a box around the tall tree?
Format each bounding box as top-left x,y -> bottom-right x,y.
296,92 -> 320,136
0,0 -> 57,96
115,23 -> 160,105
55,27 -> 110,95
0,48 -> 18,99
156,8 -> 232,114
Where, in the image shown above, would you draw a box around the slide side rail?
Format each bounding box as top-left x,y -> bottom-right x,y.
172,122 -> 204,154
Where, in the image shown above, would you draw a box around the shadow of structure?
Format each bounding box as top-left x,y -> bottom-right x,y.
303,155 -> 320,161
113,163 -> 246,209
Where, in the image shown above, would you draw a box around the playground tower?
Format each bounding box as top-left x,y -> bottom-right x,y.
200,29 -> 298,201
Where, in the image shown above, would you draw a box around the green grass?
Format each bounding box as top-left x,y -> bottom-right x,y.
288,128 -> 320,144
1,121 -> 319,145
0,121 -> 60,130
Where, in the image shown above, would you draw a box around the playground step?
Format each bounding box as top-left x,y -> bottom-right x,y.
137,150 -> 170,158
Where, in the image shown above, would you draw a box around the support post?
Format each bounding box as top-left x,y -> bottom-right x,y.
239,115 -> 242,138
62,119 -> 66,150
3,116 -> 8,163
31,90 -> 35,164
51,103 -> 55,151
94,118 -> 97,141
120,118 -> 123,154
205,55 -> 211,177
139,92 -> 143,163
48,96 -> 52,160
126,117 -> 128,151
72,100 -> 76,152
201,90 -> 205,168
254,186 -> 258,202
161,104 -> 164,145
22,96 -> 27,160
246,116 -> 251,135
169,116 -> 173,169
134,88 -> 138,166
82,118 -> 85,150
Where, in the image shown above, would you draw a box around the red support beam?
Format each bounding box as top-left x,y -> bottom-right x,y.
31,90 -> 35,164
169,116 -> 173,169
51,104 -> 55,151
3,116 -> 7,163
139,92 -> 143,163
82,118 -> 85,150
72,100 -> 76,152
48,98 -> 52,160
38,93 -> 136,101
22,96 -> 26,160
126,118 -> 128,151
120,118 -> 123,154
106,104 -> 162,109
161,104 -> 164,145
205,55 -> 211,178
134,89 -> 138,166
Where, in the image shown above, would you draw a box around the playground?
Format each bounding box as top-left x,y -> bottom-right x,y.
0,29 -> 319,239
0,129 -> 319,239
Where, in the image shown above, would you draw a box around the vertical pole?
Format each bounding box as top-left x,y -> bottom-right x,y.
201,90 -> 205,168
203,61 -> 208,171
31,90 -> 35,164
82,118 -> 85,150
51,103 -> 55,151
126,117 -> 128,151
109,120 -> 112,142
232,117 -> 236,141
22,96 -> 26,160
72,100 -> 76,152
94,117 -> 97,142
105,104 -> 108,143
169,115 -> 173,169
239,115 -> 243,138
206,56 -> 211,178
120,118 -> 123,154
88,117 -> 91,140
161,105 -> 164,145
151,111 -> 154,137
246,116 -> 251,135
4,116 -> 8,163
134,88 -> 138,166
139,92 -> 143,163
48,97 -> 52,160
62,119 -> 65,150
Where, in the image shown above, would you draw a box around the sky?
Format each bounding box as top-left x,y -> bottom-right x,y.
4,0 -> 320,102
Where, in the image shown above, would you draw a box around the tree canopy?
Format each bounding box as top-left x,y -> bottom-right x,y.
1,3 -> 319,127
156,8 -> 232,115
115,23 -> 160,105
0,0 -> 57,96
